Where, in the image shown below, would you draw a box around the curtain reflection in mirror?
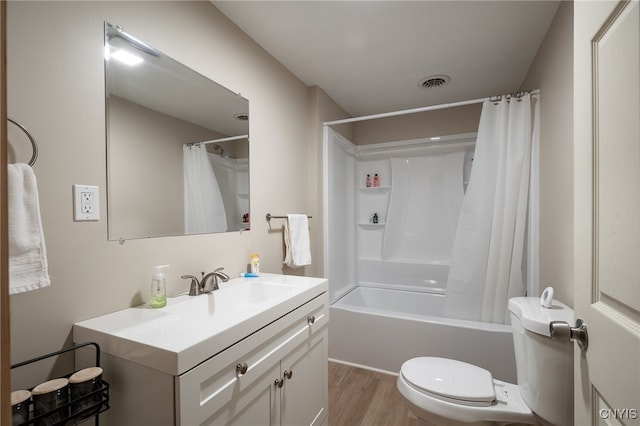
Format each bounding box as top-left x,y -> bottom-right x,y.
183,144 -> 227,233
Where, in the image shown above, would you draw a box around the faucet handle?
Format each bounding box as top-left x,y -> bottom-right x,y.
214,267 -> 230,282
181,275 -> 200,296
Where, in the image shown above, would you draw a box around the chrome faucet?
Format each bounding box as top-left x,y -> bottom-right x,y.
181,267 -> 229,296
180,274 -> 201,296
200,267 -> 230,293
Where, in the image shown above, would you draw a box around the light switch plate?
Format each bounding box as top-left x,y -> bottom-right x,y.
73,184 -> 100,221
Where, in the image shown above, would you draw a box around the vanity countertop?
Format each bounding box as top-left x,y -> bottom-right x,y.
73,273 -> 328,376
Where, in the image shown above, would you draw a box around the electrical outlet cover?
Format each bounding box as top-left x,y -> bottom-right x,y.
73,184 -> 100,221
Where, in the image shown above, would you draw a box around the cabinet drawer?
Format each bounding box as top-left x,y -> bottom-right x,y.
176,292 -> 328,425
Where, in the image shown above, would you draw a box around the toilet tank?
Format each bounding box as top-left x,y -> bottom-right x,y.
508,297 -> 574,426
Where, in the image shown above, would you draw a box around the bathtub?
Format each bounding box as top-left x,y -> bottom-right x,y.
329,286 -> 517,382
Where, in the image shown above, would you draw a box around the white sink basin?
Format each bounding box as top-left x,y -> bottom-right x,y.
73,273 -> 327,375
163,281 -> 297,317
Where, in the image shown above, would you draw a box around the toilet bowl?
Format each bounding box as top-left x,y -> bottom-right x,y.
397,295 -> 574,426
397,357 -> 538,426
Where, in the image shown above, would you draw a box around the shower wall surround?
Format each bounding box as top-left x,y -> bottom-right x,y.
326,130 -> 357,302
357,136 -> 475,292
326,130 -> 476,302
376,153 -> 465,262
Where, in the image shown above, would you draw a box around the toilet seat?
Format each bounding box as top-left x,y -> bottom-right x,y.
401,357 -> 495,407
397,357 -> 537,425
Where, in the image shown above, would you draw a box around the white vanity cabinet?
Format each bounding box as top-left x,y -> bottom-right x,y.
177,293 -> 328,425
73,274 -> 329,426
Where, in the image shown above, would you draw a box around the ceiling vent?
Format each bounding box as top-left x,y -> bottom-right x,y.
418,74 -> 451,89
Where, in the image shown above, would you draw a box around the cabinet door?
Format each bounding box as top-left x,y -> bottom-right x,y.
177,294 -> 329,425
280,328 -> 328,426
206,362 -> 280,426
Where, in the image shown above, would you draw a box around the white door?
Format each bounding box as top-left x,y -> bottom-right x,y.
574,1 -> 640,424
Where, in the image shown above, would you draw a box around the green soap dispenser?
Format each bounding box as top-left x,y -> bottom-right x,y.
150,265 -> 169,308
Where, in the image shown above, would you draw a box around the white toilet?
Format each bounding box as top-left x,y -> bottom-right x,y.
397,295 -> 574,426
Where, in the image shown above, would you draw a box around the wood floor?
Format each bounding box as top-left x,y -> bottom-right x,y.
328,361 -> 417,426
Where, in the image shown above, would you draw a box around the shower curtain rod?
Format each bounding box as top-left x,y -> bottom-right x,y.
323,89 -> 539,126
185,134 -> 249,146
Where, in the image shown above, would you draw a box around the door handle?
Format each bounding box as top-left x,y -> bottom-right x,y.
550,319 -> 588,351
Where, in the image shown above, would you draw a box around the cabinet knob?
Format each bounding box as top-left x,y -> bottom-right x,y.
236,362 -> 249,376
307,315 -> 316,325
274,378 -> 284,388
284,370 -> 293,380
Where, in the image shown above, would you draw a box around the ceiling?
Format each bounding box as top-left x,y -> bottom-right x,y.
213,1 -> 561,118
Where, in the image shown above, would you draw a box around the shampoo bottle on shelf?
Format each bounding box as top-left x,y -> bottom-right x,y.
150,265 -> 169,308
365,174 -> 372,188
373,173 -> 380,187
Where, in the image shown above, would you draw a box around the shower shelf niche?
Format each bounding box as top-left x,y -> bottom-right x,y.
356,159 -> 393,261
358,186 -> 391,193
358,223 -> 386,229
357,186 -> 391,224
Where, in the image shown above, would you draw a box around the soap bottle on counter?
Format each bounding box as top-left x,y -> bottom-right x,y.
250,253 -> 260,274
150,265 -> 169,308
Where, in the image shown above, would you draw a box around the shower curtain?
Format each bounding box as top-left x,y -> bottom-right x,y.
444,93 -> 540,324
183,144 -> 227,233
382,152 -> 465,263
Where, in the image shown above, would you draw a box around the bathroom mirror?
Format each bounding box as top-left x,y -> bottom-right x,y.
104,22 -> 250,241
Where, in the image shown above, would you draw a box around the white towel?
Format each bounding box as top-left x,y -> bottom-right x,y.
8,164 -> 50,294
283,214 -> 312,268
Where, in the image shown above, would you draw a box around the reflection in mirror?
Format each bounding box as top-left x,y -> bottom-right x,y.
104,22 -> 249,241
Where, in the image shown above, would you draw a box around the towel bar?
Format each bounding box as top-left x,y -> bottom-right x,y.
266,213 -> 312,222
8,118 -> 38,166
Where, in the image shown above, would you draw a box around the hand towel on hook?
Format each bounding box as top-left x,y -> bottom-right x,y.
8,163 -> 51,294
283,214 -> 312,268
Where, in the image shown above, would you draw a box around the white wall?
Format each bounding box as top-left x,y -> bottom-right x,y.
521,1 -> 574,306
7,1 -> 317,387
352,104 -> 481,145
308,86 -> 354,280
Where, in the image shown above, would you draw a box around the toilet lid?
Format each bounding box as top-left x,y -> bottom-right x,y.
401,357 -> 496,407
